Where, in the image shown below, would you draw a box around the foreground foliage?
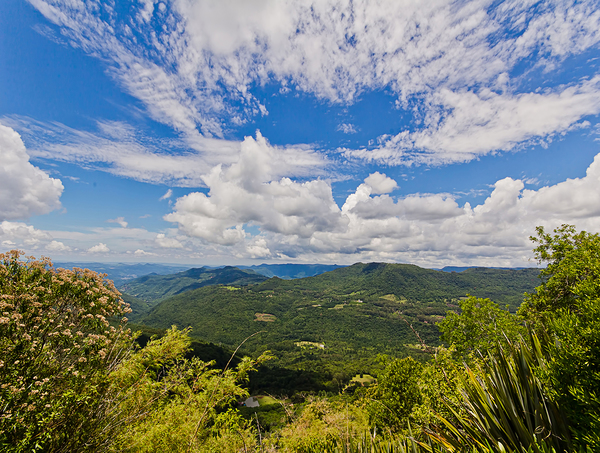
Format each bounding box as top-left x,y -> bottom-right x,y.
0,250 -> 130,452
428,336 -> 573,452
108,327 -> 268,453
0,252 -> 267,452
520,225 -> 600,449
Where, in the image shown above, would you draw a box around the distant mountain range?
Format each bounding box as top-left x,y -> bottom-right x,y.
240,263 -> 345,279
53,261 -> 538,286
53,262 -> 190,286
53,262 -> 345,285
437,266 -> 534,273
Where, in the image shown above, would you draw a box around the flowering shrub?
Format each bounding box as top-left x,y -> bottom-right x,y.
0,250 -> 131,452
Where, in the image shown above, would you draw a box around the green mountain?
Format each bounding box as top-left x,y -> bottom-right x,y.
135,263 -> 540,370
121,266 -> 268,319
251,263 -> 539,310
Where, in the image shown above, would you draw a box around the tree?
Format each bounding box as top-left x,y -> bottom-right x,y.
519,225 -> 600,448
437,296 -> 524,358
0,250 -> 131,452
521,224 -> 600,317
366,357 -> 423,432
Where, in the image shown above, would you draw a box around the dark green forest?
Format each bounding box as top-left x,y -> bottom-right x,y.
1,225 -> 599,452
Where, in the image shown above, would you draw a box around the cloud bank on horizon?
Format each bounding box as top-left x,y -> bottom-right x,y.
1,0 -> 600,267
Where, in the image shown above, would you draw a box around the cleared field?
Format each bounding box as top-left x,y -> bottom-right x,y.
254,313 -> 277,322
295,341 -> 325,350
255,395 -> 279,406
350,374 -> 376,386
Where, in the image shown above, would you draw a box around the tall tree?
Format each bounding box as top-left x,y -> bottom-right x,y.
438,296 -> 524,358
366,357 -> 423,431
520,225 -> 600,448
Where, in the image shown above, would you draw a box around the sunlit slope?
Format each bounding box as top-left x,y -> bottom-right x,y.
137,263 -> 539,355
256,263 -> 539,308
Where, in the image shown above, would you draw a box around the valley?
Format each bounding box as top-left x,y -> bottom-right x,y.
120,262 -> 540,393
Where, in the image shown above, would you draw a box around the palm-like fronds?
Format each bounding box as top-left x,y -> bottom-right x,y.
426,335 -> 573,453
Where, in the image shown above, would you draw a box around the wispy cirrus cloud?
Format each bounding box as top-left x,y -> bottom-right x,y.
337,123 -> 357,134
343,77 -> 600,166
159,189 -> 173,201
26,0 -> 600,167
107,217 -> 128,228
4,117 -> 328,187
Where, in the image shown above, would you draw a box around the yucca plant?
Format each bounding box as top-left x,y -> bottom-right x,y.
425,335 -> 573,453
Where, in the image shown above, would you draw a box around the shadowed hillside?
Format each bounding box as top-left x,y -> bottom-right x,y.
121,266 -> 268,319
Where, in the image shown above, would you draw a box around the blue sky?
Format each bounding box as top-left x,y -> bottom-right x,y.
1,0 -> 600,267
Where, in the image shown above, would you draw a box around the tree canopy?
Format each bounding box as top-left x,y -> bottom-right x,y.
437,295 -> 524,357
520,225 -> 600,448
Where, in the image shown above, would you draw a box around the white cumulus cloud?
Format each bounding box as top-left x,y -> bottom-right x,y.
363,172 -> 398,195
133,249 -> 155,256
0,221 -> 52,246
164,133 -> 346,245
45,240 -> 71,252
155,233 -> 184,249
0,123 -> 63,221
165,154 -> 600,267
87,243 -> 110,253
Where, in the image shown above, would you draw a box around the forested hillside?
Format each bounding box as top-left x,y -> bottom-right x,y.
129,262 -> 539,390
121,266 -> 268,318
249,262 -> 539,309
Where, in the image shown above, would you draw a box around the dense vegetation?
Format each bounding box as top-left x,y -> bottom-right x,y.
120,266 -> 268,316
1,224 -> 598,452
129,263 -> 539,390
